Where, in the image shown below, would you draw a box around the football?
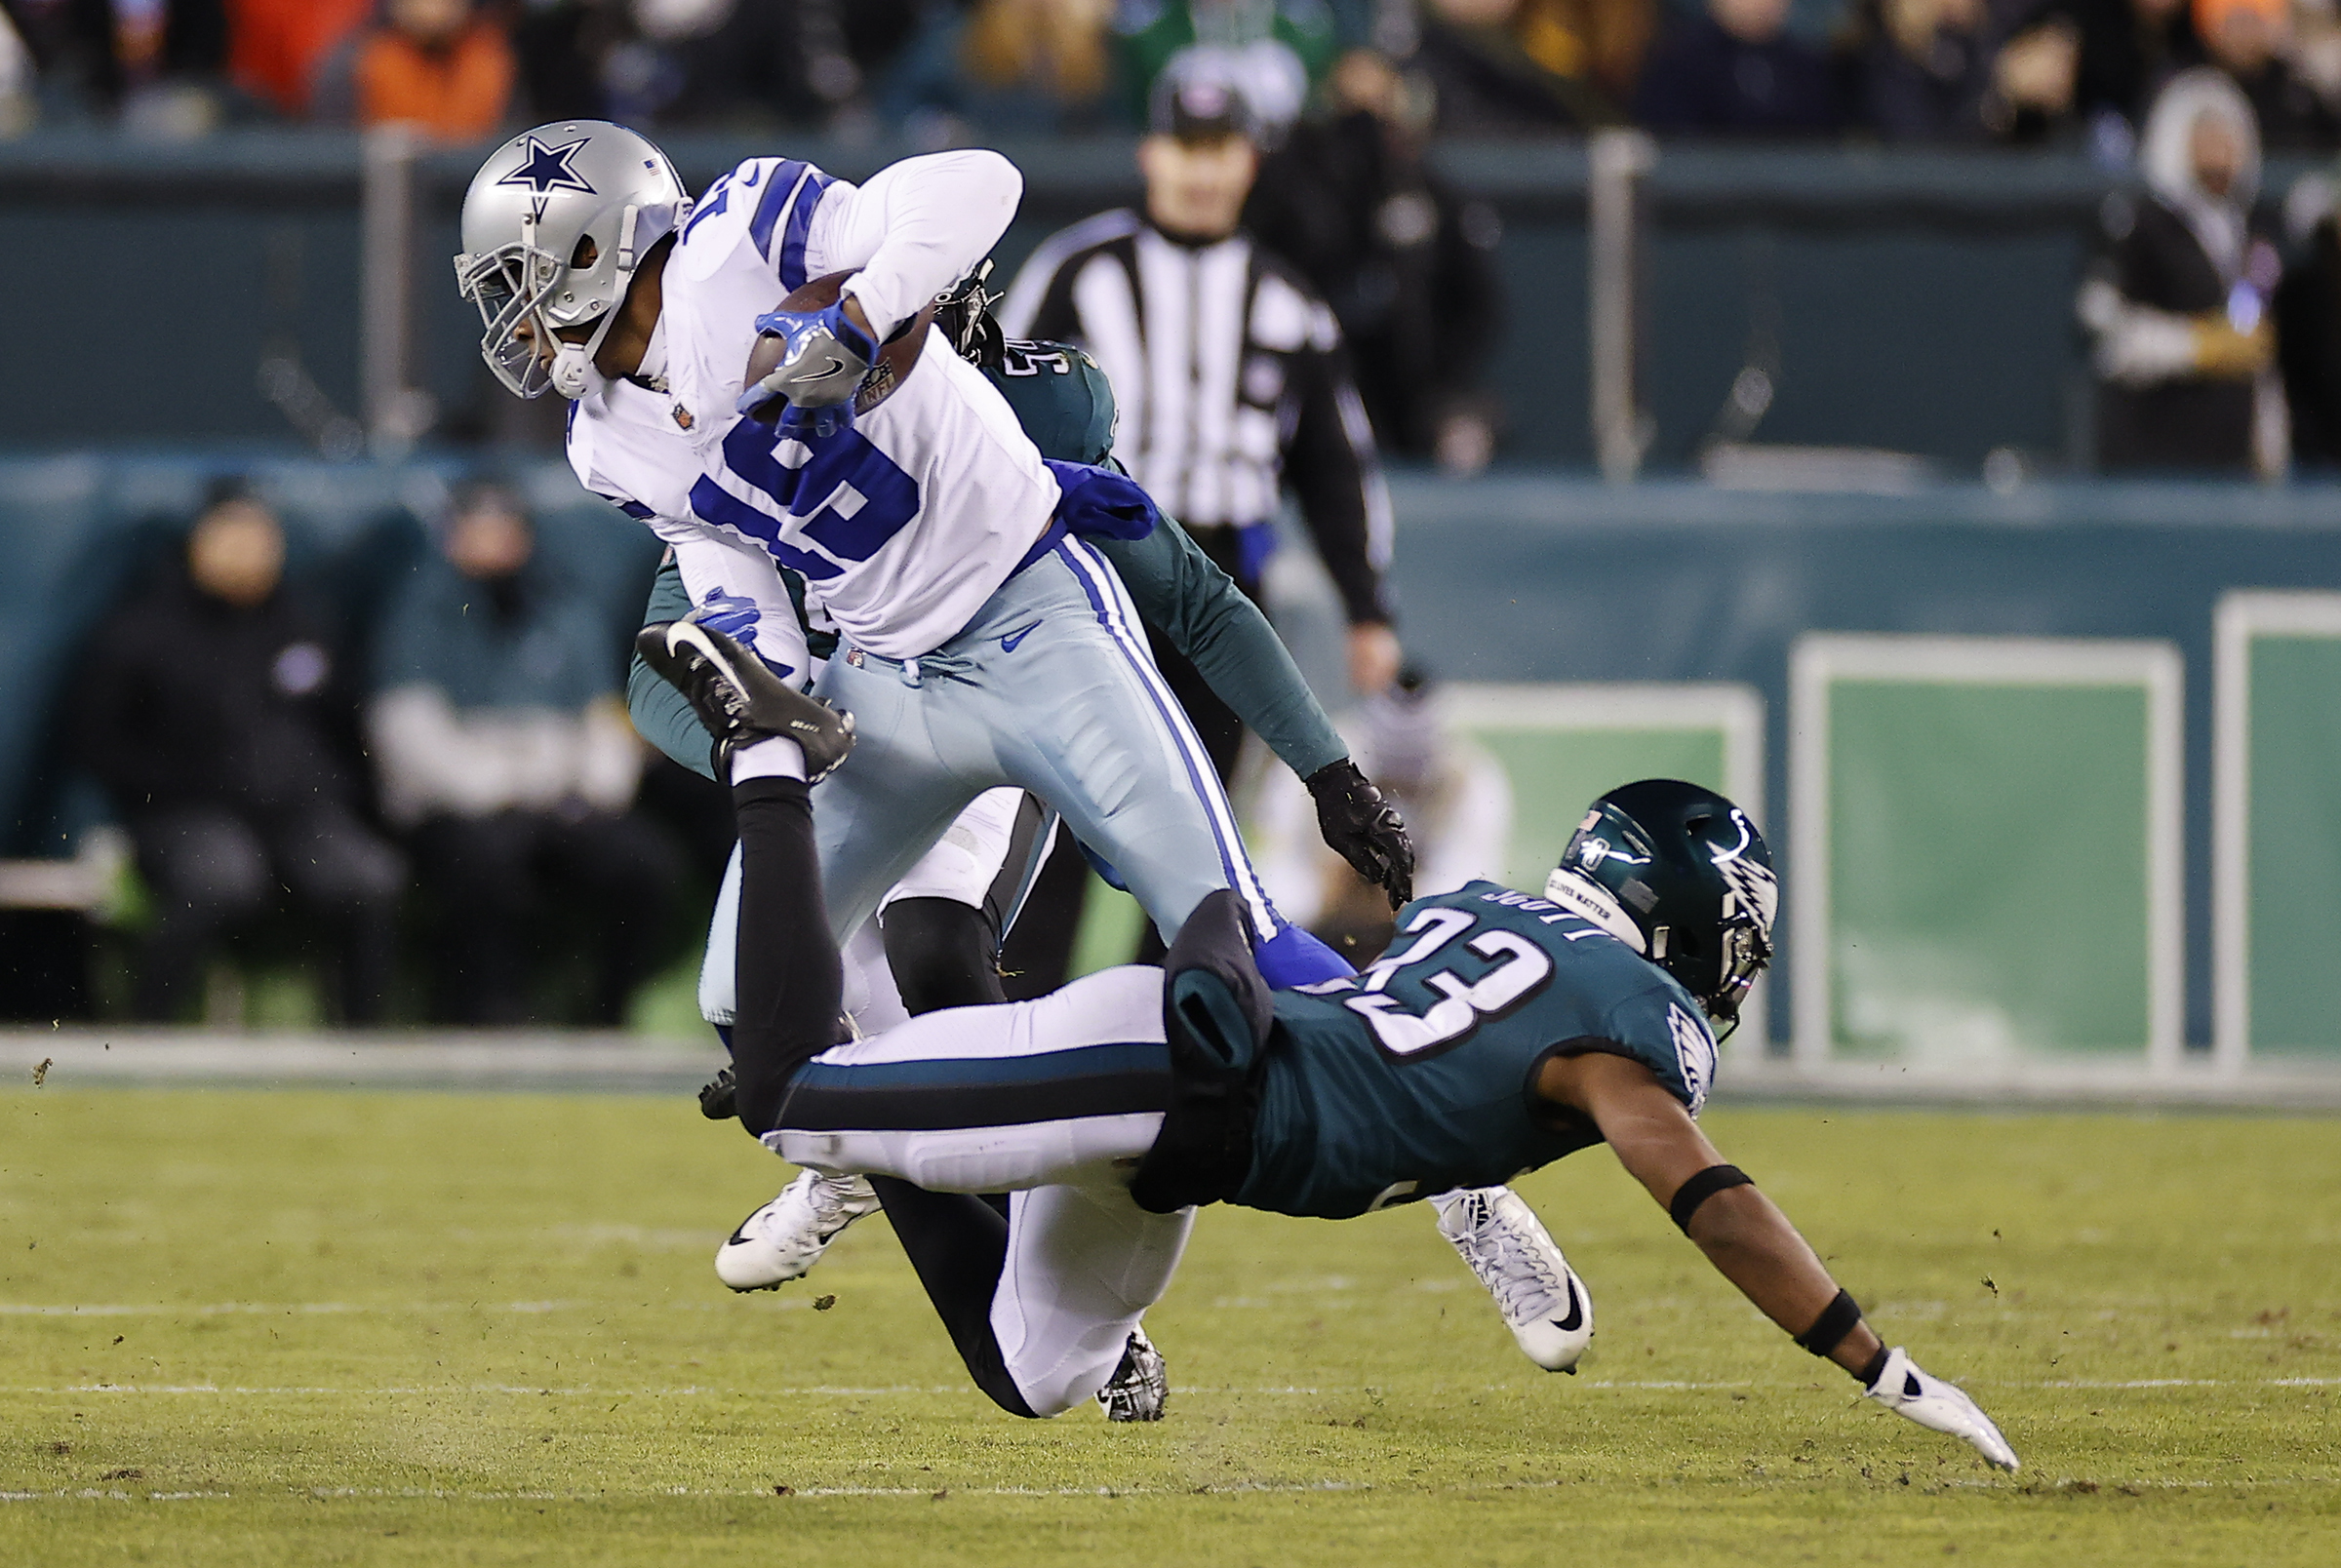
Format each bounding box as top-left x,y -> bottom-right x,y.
738,269 -> 937,425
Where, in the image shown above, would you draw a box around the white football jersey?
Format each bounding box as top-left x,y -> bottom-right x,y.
568,151 -> 1059,664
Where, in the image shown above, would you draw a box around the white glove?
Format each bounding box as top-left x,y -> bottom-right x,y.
1864,1347 -> 2020,1471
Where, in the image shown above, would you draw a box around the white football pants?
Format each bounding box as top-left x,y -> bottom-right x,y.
773,965 -> 1191,1416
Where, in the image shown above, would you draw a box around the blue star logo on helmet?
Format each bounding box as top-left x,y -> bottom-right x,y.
496,136 -> 596,196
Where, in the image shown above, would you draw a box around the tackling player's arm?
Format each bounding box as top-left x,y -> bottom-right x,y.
1532,1048 -> 2020,1471
1092,512 -> 1410,905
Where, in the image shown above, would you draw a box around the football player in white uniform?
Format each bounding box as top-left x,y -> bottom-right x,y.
455,123 -> 1583,1414
457,122 -> 1324,971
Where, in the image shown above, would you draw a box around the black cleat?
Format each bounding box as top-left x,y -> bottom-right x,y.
636,620 -> 855,783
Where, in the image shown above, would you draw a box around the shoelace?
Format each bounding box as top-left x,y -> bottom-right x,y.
1455,1204 -> 1569,1322
806,1175 -> 869,1226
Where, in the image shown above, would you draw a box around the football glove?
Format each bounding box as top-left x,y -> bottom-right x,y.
736,299 -> 878,434
1864,1347 -> 2020,1471
1306,759 -> 1414,910
699,1065 -> 736,1121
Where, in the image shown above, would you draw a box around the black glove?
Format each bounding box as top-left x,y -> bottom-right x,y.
698,1065 -> 737,1120
1305,759 -> 1414,910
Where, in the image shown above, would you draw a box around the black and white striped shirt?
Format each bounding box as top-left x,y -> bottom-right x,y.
1000,209 -> 1394,625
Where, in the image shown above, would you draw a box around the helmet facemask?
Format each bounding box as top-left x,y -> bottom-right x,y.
457,219 -> 628,401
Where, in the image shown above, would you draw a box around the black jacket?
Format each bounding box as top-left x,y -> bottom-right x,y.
2278,215 -> 2341,467
1246,110 -> 1506,455
1633,15 -> 1841,137
74,564 -> 360,819
2097,194 -> 2258,472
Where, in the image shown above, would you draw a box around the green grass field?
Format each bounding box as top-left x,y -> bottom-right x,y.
2,1088 -> 2336,1565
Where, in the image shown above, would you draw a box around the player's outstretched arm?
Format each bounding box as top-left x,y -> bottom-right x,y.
1535,1051 -> 2020,1471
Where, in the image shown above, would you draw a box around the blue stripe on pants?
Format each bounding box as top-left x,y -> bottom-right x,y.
1051,535 -> 1281,935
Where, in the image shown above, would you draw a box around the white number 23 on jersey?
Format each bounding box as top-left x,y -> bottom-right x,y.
1341,916 -> 1554,1059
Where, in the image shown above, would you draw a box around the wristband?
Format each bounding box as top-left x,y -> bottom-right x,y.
1856,1342 -> 1890,1387
1795,1287 -> 1864,1358
1667,1163 -> 1753,1234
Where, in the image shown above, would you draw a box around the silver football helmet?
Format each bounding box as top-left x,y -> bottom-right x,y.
454,121 -> 690,400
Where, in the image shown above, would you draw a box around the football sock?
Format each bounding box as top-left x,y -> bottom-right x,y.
878,896 -> 1006,1015
729,734 -> 807,784
728,775 -> 839,1134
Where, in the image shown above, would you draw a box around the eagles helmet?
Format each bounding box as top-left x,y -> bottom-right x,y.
1544,779 -> 1777,1036
454,121 -> 689,400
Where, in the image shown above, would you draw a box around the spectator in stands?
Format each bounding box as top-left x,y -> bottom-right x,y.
2080,66 -> 2286,471
1995,0 -> 2197,152
1119,0 -> 1338,135
229,0 -> 372,118
877,0 -> 1122,140
1,0 -> 234,133
310,0 -> 514,140
1846,0 -> 2089,143
1632,0 -> 1841,136
1406,0 -> 1629,131
368,482 -> 682,1027
2275,168 -> 2341,464
2194,0 -> 2339,148
72,483 -> 405,1023
1248,47 -> 1508,471
1521,0 -> 1659,105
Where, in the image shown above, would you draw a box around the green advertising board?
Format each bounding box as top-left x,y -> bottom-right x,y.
2215,593 -> 2341,1064
1791,635 -> 2182,1070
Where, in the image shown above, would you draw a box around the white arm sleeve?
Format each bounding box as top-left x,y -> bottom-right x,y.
668,529 -> 814,685
807,150 -> 1023,335
2078,278 -> 2202,387
368,685 -> 521,827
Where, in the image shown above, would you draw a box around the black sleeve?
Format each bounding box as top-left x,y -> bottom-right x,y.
1431,188 -> 1504,402
1282,336 -> 1393,626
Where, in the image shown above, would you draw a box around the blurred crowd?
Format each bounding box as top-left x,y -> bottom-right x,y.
3,0 -> 2341,153
50,478 -> 728,1027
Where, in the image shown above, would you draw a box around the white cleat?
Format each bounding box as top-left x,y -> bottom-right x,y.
714,1170 -> 883,1292
1434,1186 -> 1594,1373
1096,1327 -> 1168,1422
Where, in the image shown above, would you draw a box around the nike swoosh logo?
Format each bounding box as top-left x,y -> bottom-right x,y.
723,1223 -> 754,1247
998,621 -> 1041,653
799,357 -> 850,381
1551,1275 -> 1585,1335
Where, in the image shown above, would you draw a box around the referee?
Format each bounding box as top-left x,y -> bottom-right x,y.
1000,64 -> 1401,786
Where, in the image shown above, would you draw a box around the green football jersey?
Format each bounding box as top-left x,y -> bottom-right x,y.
1236,882 -> 1722,1221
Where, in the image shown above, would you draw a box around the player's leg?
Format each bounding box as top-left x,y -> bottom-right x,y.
876,786 -> 1031,1014
993,1183 -> 1191,1418
773,964 -> 1170,1192
803,651 -> 990,944
716,790 -> 1031,1293
914,541 -> 1267,947
765,965 -> 1183,1420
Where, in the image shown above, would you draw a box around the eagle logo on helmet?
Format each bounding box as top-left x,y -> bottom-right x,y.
496,137 -> 597,196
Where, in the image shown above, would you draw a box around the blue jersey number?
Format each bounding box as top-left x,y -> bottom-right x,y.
689,418 -> 921,581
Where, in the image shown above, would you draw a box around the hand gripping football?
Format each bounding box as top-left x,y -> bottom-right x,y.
738,271 -> 938,427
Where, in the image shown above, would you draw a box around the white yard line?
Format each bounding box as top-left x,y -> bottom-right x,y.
3,1378 -> 2333,1397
